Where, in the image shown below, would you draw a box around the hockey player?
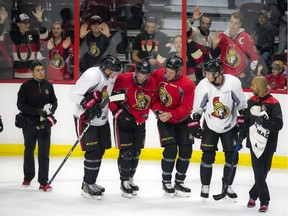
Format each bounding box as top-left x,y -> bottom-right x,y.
69,55 -> 122,200
241,76 -> 283,212
109,58 -> 158,198
151,56 -> 196,197
190,59 -> 247,200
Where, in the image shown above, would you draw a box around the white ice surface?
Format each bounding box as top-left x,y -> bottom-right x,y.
0,157 -> 287,216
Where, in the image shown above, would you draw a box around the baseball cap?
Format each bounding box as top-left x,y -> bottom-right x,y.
16,13 -> 30,23
258,10 -> 269,18
145,15 -> 158,24
271,60 -> 284,70
90,15 -> 103,25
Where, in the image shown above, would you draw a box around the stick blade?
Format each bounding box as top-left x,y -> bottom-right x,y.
213,193 -> 226,201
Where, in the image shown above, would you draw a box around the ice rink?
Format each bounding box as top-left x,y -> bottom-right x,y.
0,156 -> 287,216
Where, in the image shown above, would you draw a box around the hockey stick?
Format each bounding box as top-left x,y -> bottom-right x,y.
43,93 -> 125,191
213,139 -> 240,201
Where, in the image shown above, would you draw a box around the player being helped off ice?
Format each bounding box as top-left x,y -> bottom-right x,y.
190,59 -> 247,201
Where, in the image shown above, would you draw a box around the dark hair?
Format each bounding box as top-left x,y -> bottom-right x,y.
30,61 -> 43,71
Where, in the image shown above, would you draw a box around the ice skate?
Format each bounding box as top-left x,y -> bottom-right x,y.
95,183 -> 105,195
174,182 -> 191,197
39,183 -> 52,192
201,185 -> 210,202
129,178 -> 139,196
225,185 -> 237,199
120,180 -> 133,198
81,182 -> 102,200
162,182 -> 175,198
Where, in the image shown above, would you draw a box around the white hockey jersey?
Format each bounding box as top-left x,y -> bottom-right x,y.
192,74 -> 247,133
69,66 -> 117,126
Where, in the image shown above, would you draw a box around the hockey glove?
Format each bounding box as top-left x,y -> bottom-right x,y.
38,103 -> 53,117
0,115 -> 3,132
81,103 -> 102,123
114,108 -> 135,127
36,116 -> 57,130
81,91 -> 101,109
188,119 -> 203,139
251,115 -> 266,124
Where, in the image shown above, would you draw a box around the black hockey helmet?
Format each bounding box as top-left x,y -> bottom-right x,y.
101,55 -> 122,72
203,59 -> 223,73
166,55 -> 183,71
136,58 -> 151,74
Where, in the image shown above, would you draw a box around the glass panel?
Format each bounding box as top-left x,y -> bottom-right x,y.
0,0 -> 75,82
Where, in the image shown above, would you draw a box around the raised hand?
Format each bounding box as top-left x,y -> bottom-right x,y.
80,23 -> 90,38
0,7 -> 8,24
62,37 -> 71,49
32,5 -> 44,22
100,23 -> 111,38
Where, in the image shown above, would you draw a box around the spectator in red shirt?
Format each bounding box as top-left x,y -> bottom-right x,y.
265,60 -> 286,90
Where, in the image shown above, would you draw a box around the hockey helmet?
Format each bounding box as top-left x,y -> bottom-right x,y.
101,55 -> 122,72
203,59 -> 223,73
136,58 -> 151,74
166,56 -> 183,71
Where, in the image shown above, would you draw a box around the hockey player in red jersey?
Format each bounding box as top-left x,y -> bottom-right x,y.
151,56 -> 196,197
190,59 -> 247,200
109,58 -> 158,198
211,12 -> 259,88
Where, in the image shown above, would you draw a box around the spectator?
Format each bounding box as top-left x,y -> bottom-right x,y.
1,6 -> 48,78
167,35 -> 182,59
132,15 -> 170,72
0,6 -> 13,79
277,14 -> 287,55
79,15 -> 112,76
211,12 -> 259,88
17,61 -> 58,191
46,21 -> 73,80
265,60 -> 286,90
251,10 -> 277,69
241,76 -> 283,212
109,58 -> 158,198
186,6 -> 213,84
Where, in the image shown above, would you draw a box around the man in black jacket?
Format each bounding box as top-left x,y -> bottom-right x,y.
17,61 -> 58,191
240,76 -> 283,212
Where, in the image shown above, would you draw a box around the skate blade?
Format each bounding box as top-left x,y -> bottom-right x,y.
132,191 -> 138,196
163,191 -> 175,198
81,191 -> 102,200
121,191 -> 133,198
202,197 -> 208,203
224,196 -> 237,203
175,190 -> 190,197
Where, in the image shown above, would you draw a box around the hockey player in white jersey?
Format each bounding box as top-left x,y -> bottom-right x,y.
189,59 -> 247,200
69,55 -> 122,199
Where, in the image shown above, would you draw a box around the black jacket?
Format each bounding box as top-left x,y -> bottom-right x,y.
17,78 -> 58,124
243,93 -> 283,152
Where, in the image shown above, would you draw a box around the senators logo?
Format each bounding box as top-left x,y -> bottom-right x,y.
88,42 -> 100,57
159,85 -> 172,107
224,45 -> 241,68
211,96 -> 229,119
50,51 -> 64,69
133,91 -> 150,110
141,39 -> 159,52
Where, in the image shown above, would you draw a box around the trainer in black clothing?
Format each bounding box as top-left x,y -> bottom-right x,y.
240,76 -> 283,212
17,61 -> 58,191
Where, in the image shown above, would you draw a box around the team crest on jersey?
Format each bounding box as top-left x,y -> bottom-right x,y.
101,86 -> 108,100
133,91 -> 151,110
88,42 -> 100,57
141,39 -> 159,52
224,45 -> 241,68
50,51 -> 64,69
159,85 -> 172,107
211,96 -> 229,119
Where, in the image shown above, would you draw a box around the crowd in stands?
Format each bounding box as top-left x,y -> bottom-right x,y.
0,1 -> 286,90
